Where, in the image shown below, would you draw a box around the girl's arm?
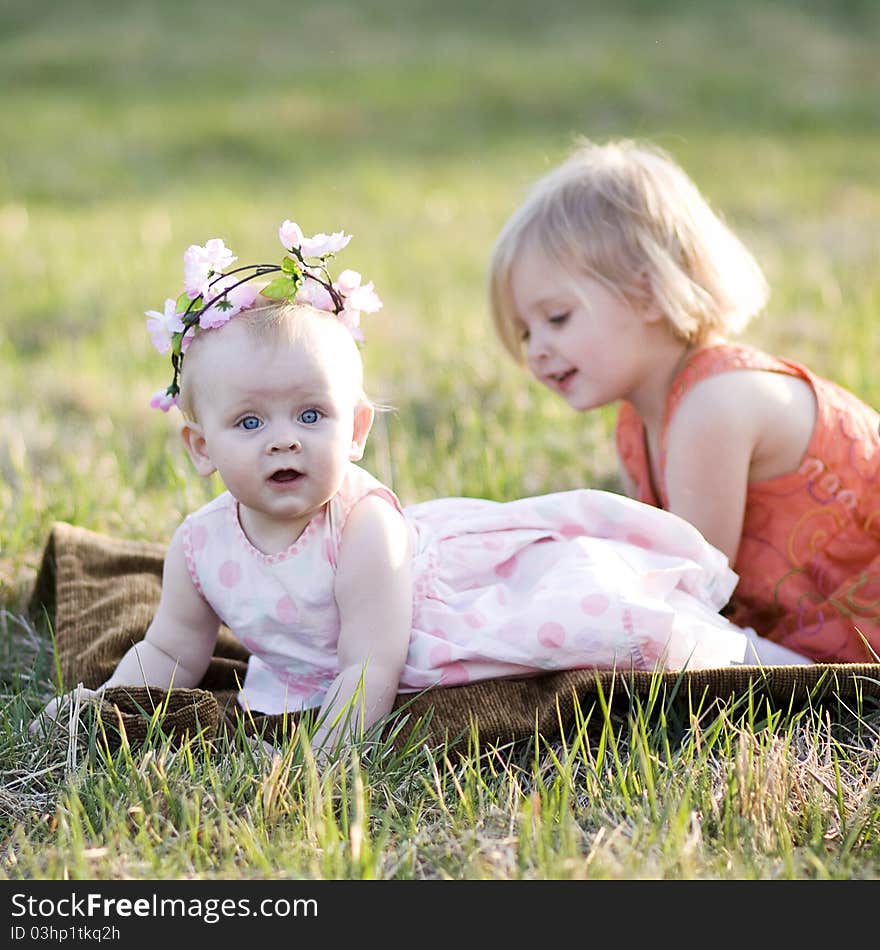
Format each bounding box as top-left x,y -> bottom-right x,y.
663,370 -> 814,565
617,459 -> 638,499
30,525 -> 221,733
311,494 -> 413,758
663,378 -> 754,564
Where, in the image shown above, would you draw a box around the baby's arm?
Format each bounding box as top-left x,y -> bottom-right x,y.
30,525 -> 221,734
311,494 -> 413,758
102,525 -> 221,689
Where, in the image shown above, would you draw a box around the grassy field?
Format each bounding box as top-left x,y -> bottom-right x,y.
1,0 -> 879,884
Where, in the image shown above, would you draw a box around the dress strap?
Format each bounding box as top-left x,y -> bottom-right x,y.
616,400 -> 656,505
661,343 -> 805,439
324,463 -> 404,565
615,342 -> 810,508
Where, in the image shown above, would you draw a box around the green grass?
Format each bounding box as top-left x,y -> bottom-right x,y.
8,681 -> 880,879
2,0 -> 880,880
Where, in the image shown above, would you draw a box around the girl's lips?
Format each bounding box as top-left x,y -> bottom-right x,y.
550,369 -> 576,393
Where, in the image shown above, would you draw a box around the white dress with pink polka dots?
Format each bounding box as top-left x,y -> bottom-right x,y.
183,464 -> 747,715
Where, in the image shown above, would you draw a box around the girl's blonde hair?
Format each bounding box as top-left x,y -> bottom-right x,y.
178,302 -> 367,421
489,138 -> 769,361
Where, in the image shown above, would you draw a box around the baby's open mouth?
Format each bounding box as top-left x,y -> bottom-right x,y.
270,469 -> 302,483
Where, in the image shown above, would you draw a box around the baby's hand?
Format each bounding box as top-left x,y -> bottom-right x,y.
28,684 -> 103,737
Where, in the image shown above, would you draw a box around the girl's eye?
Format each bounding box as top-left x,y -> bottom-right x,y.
238,415 -> 262,431
298,408 -> 321,425
548,312 -> 569,325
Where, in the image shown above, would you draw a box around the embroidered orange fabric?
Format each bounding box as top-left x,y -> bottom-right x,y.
616,343 -> 880,662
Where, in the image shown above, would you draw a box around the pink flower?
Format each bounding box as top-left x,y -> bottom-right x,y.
221,278 -> 259,313
345,280 -> 382,314
198,276 -> 259,329
334,268 -> 362,296
183,238 -> 236,298
198,302 -> 235,330
214,274 -> 260,316
332,269 -> 381,336
149,389 -> 178,412
279,220 -> 352,258
295,274 -> 335,312
278,219 -> 304,250
299,230 -> 352,258
145,298 -> 185,354
337,308 -> 364,341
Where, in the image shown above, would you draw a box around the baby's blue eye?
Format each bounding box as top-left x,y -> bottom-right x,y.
239,415 -> 262,431
299,408 -> 321,425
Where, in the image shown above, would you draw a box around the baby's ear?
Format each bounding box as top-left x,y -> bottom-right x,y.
349,400 -> 375,461
180,422 -> 217,477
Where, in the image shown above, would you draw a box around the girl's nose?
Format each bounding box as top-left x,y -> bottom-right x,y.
527,332 -> 549,364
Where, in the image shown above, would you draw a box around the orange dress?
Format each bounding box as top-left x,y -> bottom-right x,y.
616,342 -> 880,663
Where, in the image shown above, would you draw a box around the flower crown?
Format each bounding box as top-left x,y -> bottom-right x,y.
146,220 -> 383,411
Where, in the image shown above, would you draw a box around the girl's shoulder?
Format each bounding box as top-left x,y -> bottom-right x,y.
668,341 -> 878,435
616,342 -> 819,504
670,342 -> 808,404
662,342 -> 821,438
616,342 -> 793,448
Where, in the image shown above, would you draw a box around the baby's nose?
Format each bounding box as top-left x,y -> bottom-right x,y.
268,435 -> 302,453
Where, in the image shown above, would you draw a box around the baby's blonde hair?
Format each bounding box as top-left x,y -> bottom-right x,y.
489,138 -> 769,361
178,302 -> 367,421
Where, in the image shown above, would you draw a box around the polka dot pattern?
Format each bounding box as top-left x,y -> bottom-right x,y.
185,466 -> 748,720
494,556 -> 517,579
276,595 -> 298,624
537,622 -> 566,648
218,560 -> 242,588
581,593 -> 610,616
190,524 -> 208,551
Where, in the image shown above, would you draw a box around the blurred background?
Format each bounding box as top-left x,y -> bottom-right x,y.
1,0 -> 878,595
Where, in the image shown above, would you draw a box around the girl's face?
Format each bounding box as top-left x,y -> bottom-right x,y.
181,319 -> 373,552
508,241 -> 660,412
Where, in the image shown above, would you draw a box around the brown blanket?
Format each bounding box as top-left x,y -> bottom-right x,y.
28,520 -> 880,750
